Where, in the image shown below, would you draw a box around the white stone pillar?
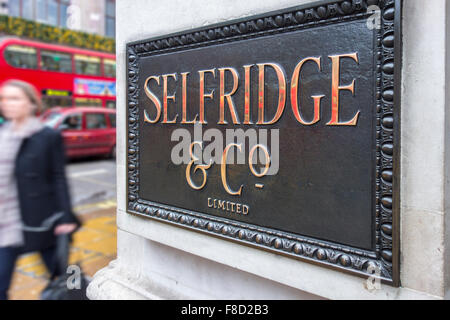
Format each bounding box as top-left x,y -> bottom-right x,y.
87,0 -> 450,300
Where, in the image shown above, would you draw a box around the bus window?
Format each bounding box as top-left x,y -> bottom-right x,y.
103,59 -> 116,78
4,45 -> 38,69
75,54 -> 101,76
42,96 -> 73,111
75,98 -> 102,107
108,114 -> 116,128
106,100 -> 116,109
40,50 -> 72,73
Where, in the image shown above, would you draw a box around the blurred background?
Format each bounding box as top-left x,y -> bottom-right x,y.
0,0 -> 117,299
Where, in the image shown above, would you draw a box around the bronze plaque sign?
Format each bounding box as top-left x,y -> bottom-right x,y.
127,0 -> 401,285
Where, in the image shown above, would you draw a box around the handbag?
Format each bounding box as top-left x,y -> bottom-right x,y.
40,234 -> 89,300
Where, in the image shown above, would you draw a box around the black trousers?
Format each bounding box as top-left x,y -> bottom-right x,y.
0,245 -> 58,300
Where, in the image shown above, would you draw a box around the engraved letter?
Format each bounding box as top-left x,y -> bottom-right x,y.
218,200 -> 225,210
162,73 -> 178,123
143,76 -> 162,123
249,144 -> 271,178
243,64 -> 254,124
186,142 -> 212,190
199,68 -> 216,124
290,57 -> 324,125
181,72 -> 198,124
256,63 -> 287,125
327,53 -> 360,126
218,67 -> 240,124
221,143 -> 244,196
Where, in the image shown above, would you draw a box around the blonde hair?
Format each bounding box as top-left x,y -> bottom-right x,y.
1,80 -> 42,114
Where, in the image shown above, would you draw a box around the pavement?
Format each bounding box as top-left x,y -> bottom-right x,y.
66,159 -> 116,207
8,199 -> 117,300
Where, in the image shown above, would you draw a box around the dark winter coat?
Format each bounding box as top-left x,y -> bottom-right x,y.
15,126 -> 80,253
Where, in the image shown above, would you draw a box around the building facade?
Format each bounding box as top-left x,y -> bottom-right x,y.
1,0 -> 115,37
87,0 -> 450,301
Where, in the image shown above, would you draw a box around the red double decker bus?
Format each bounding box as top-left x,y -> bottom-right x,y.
0,37 -> 116,111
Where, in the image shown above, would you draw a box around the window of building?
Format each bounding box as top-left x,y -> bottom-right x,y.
22,0 -> 34,20
47,0 -> 58,25
40,50 -> 72,73
103,59 -> 115,78
86,113 -> 107,129
36,0 -> 46,22
9,0 -> 20,17
74,98 -> 102,107
11,0 -> 70,27
4,45 -> 38,69
108,113 -> 116,128
105,0 -> 115,38
75,54 -> 101,76
59,0 -> 69,28
106,100 -> 116,109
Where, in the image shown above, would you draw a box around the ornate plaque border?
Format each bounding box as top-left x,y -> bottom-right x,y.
126,0 -> 402,286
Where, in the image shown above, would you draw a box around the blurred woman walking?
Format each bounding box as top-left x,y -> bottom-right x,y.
0,80 -> 80,300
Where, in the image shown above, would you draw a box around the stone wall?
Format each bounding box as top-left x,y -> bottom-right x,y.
87,0 -> 450,300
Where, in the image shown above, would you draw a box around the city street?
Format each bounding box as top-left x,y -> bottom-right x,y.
8,157 -> 118,300
67,158 -> 117,210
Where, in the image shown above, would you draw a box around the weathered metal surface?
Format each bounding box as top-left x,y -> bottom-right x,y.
127,0 -> 401,285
